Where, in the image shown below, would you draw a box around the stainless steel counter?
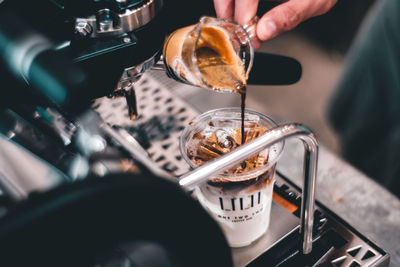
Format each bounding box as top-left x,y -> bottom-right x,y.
145,70 -> 400,267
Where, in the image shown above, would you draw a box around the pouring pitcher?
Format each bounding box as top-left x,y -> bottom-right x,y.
162,16 -> 254,93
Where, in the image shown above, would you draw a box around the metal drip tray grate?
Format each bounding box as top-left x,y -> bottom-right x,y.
93,71 -> 197,177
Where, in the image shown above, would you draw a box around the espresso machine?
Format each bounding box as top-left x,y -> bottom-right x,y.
0,0 -> 390,266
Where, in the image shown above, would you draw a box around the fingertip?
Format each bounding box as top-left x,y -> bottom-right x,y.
257,19 -> 278,41
234,0 -> 259,25
213,0 -> 234,20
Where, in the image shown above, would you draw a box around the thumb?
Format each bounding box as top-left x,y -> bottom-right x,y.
256,0 -> 335,41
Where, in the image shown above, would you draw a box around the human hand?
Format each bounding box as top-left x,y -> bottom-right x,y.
213,0 -> 337,49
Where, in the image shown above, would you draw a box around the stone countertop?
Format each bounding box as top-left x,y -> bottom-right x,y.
278,138 -> 400,267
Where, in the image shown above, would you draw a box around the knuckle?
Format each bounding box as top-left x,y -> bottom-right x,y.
280,5 -> 302,30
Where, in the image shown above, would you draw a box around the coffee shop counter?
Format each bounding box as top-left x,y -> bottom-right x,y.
278,139 -> 400,267
95,70 -> 400,266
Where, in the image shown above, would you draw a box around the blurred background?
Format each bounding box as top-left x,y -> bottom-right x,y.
248,0 -> 377,155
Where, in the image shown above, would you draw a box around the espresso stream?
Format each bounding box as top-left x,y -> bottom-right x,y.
195,31 -> 247,144
189,41 -> 271,183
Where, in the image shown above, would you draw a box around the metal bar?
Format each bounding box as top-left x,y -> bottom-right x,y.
178,123 -> 319,255
0,134 -> 67,201
100,123 -> 174,181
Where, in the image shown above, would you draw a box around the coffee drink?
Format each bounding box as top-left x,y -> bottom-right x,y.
180,108 -> 284,247
163,17 -> 249,93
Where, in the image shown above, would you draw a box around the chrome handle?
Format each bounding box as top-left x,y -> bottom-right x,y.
179,123 -> 319,255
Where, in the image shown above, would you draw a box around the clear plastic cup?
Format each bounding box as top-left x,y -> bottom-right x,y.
163,16 -> 254,93
179,107 -> 284,247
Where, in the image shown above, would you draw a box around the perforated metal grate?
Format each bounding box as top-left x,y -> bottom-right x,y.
92,71 -> 198,177
330,244 -> 380,267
